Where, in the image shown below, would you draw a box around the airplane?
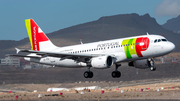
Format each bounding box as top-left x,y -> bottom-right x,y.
10,19 -> 175,78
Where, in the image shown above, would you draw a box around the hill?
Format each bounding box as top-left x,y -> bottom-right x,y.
0,13 -> 180,58
162,15 -> 180,33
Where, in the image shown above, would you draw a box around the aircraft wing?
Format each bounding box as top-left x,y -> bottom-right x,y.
9,54 -> 41,58
15,48 -> 100,57
11,48 -> 112,62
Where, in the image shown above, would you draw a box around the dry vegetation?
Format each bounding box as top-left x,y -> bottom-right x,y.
0,63 -> 180,100
0,82 -> 180,100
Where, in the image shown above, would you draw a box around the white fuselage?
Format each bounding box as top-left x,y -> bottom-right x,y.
25,34 -> 175,68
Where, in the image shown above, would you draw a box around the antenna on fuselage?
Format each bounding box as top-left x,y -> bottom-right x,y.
146,32 -> 149,35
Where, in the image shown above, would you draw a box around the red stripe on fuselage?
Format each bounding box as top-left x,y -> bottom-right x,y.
135,37 -> 150,57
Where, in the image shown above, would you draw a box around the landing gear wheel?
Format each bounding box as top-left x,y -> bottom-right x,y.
111,64 -> 121,78
150,67 -> 156,71
83,71 -> 94,78
111,71 -> 121,78
89,71 -> 93,78
116,71 -> 121,78
84,71 -> 89,78
112,71 -> 117,78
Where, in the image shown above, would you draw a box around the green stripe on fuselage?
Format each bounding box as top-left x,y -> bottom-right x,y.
122,38 -> 137,59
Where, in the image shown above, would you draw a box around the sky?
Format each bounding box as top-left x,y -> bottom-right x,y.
0,0 -> 180,40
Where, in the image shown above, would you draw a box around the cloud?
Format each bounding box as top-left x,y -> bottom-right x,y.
155,0 -> 180,16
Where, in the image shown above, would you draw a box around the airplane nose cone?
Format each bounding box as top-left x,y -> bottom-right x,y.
168,42 -> 175,52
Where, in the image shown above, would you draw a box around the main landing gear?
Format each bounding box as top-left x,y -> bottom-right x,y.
83,67 -> 93,78
111,64 -> 121,78
83,64 -> 122,78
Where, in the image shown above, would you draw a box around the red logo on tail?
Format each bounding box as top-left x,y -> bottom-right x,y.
30,19 -> 49,51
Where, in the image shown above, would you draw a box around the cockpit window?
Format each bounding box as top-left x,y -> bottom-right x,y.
162,39 -> 167,42
154,39 -> 157,43
154,38 -> 167,43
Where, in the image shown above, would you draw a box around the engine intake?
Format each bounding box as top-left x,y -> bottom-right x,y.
91,56 -> 113,69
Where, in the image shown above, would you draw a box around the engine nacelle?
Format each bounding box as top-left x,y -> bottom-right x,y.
128,59 -> 154,69
91,56 -> 113,69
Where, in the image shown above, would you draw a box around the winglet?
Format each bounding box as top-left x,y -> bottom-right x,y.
146,32 -> 149,35
15,48 -> 20,54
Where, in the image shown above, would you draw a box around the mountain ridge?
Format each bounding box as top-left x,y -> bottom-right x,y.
162,15 -> 180,33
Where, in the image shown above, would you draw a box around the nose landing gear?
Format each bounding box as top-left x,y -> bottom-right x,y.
150,66 -> 156,71
148,58 -> 156,71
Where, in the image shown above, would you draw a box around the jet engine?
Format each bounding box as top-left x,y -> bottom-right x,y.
91,56 -> 113,69
128,58 -> 154,69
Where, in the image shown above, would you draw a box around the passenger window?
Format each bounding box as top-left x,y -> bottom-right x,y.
154,39 -> 157,43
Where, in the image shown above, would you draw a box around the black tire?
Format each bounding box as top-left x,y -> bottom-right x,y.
84,71 -> 89,78
150,67 -> 156,71
116,71 -> 121,78
89,71 -> 93,78
111,71 -> 117,78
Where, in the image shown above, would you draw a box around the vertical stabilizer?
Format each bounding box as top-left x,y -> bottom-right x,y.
25,19 -> 57,51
